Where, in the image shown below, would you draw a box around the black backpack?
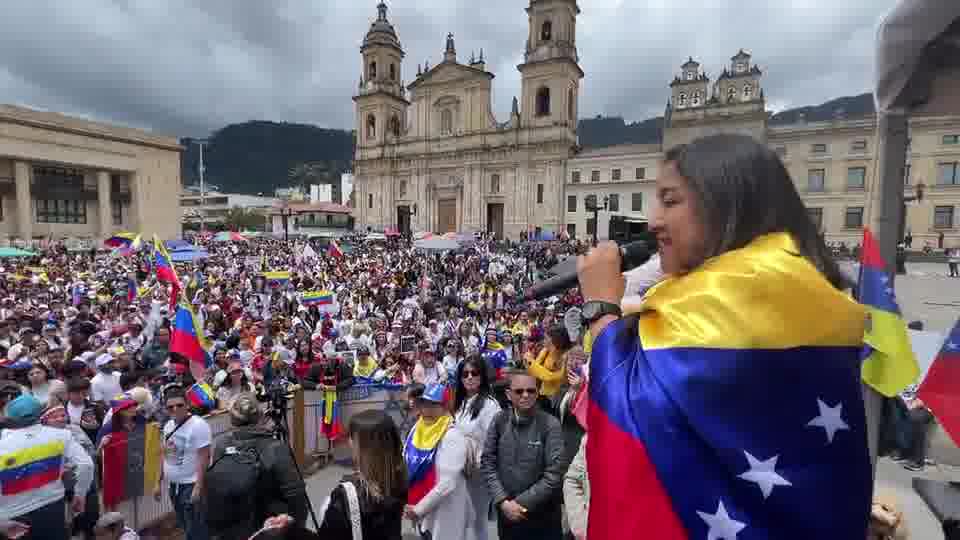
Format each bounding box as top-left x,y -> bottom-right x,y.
205,441 -> 263,533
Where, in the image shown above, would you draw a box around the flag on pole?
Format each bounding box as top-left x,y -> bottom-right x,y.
152,236 -> 182,309
327,240 -> 344,258
857,228 -> 920,396
126,276 -> 138,303
918,318 -> 960,444
170,304 -> 211,381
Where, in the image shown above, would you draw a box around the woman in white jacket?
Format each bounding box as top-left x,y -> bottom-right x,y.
453,356 -> 501,540
404,383 -> 476,540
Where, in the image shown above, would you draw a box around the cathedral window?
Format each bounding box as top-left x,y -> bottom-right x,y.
568,88 -> 575,121
399,180 -> 407,198
685,71 -> 694,81
743,84 -> 753,100
366,114 -> 376,139
491,174 -> 500,194
441,109 -> 453,135
727,86 -> 736,102
389,114 -> 400,137
536,87 -> 551,117
389,63 -> 396,81
541,20 -> 552,41
368,61 -> 377,80
678,93 -> 687,107
736,62 -> 746,73
692,91 -> 702,106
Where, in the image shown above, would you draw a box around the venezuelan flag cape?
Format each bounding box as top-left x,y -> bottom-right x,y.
481,342 -> 508,379
320,389 -> 343,441
0,440 -> 65,496
588,233 -> 872,540
404,415 -> 452,505
101,422 -> 162,509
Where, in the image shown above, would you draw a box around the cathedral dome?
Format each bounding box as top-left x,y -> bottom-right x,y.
363,2 -> 402,52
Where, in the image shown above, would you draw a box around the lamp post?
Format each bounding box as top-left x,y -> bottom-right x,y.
585,195 -> 609,246
279,201 -> 292,243
195,139 -> 208,234
897,181 -> 925,273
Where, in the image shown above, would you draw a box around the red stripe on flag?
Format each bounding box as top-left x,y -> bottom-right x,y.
408,466 -> 437,505
170,328 -> 206,364
101,431 -> 130,508
1,466 -> 62,496
919,352 -> 960,445
861,228 -> 886,270
587,400 -> 686,540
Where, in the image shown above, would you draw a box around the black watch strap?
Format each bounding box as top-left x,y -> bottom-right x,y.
581,301 -> 622,324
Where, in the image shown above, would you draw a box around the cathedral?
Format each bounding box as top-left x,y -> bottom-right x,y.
351,0 -> 583,238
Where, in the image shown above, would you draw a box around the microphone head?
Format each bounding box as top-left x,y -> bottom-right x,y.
620,240 -> 655,270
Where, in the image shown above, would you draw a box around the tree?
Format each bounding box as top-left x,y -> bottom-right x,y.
222,206 -> 267,232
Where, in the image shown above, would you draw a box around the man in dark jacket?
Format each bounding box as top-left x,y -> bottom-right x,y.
209,394 -> 309,539
482,372 -> 566,540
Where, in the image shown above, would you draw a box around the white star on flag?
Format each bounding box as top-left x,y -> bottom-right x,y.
948,342 -> 957,350
738,451 -> 792,499
880,275 -> 889,284
697,501 -> 747,540
807,398 -> 850,444
884,287 -> 894,295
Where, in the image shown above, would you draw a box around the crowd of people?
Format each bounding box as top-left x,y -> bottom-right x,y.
0,133 -> 953,540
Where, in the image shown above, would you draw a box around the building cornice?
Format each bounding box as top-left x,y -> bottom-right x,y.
0,104 -> 182,152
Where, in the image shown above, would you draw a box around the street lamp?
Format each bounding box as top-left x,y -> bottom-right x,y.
896,181 -> 926,273
278,201 -> 293,243
585,195 -> 609,246
193,139 -> 208,233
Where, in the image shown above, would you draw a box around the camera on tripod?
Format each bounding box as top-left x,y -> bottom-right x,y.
262,377 -> 299,439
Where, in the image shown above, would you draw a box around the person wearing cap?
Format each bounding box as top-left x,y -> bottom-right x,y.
90,353 -> 122,404
402,382 -> 475,539
208,394 -> 308,538
213,361 -> 255,411
0,395 -> 94,539
94,511 -> 139,540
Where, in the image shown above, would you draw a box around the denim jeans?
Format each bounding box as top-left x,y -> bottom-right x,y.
170,482 -> 210,540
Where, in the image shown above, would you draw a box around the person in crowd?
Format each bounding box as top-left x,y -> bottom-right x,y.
563,436 -> 589,540
39,402 -> 99,540
481,372 -> 566,540
24,364 -> 52,405
576,134 -> 872,538
553,346 -> 588,467
0,394 -> 93,539
404,382 -> 475,540
90,353 -> 122,403
526,325 -> 572,410
412,346 -> 442,386
453,356 -> 502,540
208,394 -> 308,538
353,346 -> 378,379
213,361 -> 256,410
155,386 -> 211,540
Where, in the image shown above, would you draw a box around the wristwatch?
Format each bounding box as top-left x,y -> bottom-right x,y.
581,301 -> 622,324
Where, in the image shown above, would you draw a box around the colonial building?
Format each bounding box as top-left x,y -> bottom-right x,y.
351,0 -> 582,239
0,104 -> 182,242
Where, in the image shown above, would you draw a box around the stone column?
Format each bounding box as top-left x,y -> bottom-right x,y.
126,172 -> 142,232
13,161 -> 31,241
97,171 -> 111,238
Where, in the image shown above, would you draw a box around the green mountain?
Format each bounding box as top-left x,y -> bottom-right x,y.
182,93 -> 875,193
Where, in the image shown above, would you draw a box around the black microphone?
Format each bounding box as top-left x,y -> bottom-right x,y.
522,240 -> 655,302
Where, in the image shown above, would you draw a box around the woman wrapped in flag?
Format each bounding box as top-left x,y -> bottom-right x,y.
403,383 -> 476,540
577,134 -> 872,540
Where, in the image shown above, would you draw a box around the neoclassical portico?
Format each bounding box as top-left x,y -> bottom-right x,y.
0,104 -> 182,242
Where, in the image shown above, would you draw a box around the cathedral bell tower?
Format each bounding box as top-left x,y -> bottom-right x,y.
354,2 -> 409,149
517,0 -> 583,136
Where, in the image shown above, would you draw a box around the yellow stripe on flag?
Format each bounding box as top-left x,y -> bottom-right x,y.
142,422 -> 162,490
861,307 -> 921,397
0,441 -> 64,471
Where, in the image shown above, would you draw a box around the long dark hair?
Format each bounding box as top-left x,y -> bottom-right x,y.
663,134 -> 848,290
348,409 -> 407,502
453,355 -> 494,420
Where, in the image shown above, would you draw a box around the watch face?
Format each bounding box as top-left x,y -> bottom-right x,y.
582,302 -> 601,321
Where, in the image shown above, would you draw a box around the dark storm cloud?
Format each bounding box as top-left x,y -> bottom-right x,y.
0,0 -> 899,137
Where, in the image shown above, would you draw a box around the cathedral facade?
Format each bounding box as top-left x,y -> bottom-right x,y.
351,0 -> 583,239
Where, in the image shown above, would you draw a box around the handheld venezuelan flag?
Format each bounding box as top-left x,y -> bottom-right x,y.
587,232 -> 872,540
327,239 -> 344,258
0,440 -> 65,495
404,414 -> 452,505
858,228 -> 920,397
170,304 -> 212,381
186,382 -> 216,410
918,318 -> 960,444
104,231 -> 139,249
302,290 -> 334,306
101,422 -> 161,509
126,276 -> 138,303
152,235 -> 182,309
481,341 -> 508,379
262,270 -> 290,287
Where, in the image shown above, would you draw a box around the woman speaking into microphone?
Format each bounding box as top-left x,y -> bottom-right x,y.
577,134 -> 872,540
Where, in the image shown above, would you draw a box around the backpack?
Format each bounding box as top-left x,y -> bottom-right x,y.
205,441 -> 263,533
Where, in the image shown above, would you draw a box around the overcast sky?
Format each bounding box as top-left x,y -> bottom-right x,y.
0,0 -> 898,138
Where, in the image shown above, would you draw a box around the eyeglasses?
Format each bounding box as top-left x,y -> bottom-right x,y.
512,388 -> 538,396
166,403 -> 186,411
462,370 -> 480,379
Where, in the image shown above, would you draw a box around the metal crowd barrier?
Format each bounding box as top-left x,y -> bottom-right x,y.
101,383 -> 413,531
